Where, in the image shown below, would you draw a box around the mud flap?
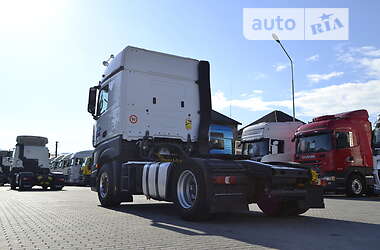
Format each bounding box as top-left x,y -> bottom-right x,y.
306,186 -> 325,208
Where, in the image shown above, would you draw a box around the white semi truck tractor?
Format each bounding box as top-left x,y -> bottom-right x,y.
372,115 -> 380,194
241,122 -> 303,163
87,46 -> 324,220
67,150 -> 93,185
9,136 -> 65,191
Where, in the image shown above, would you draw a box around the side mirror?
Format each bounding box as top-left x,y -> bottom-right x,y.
87,87 -> 98,116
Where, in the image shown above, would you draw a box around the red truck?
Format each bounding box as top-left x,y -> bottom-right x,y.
294,110 -> 374,196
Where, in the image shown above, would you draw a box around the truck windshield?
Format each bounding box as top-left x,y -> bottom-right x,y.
297,133 -> 332,153
242,139 -> 269,157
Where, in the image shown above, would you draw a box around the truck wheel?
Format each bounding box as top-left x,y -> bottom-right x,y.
257,193 -> 283,216
51,184 -> 63,191
346,174 -> 365,197
10,175 -> 17,190
42,185 -> 49,191
97,164 -> 121,207
18,180 -> 25,191
173,164 -> 210,221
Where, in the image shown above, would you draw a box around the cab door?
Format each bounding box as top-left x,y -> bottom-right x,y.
334,130 -> 359,171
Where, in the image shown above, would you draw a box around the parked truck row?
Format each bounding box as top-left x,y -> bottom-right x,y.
240,110 -> 380,197
3,46 -> 378,221
49,150 -> 93,185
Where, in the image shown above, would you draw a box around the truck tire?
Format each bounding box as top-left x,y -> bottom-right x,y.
173,164 -> 210,221
97,164 -> 121,207
18,179 -> 25,191
51,184 -> 63,191
346,174 -> 365,197
10,176 -> 17,190
42,185 -> 49,191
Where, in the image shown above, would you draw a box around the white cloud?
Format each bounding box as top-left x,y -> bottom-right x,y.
212,90 -> 289,112
306,54 -> 319,62
240,90 -> 264,97
295,80 -> 380,116
273,63 -> 288,72
250,72 -> 267,81
212,80 -> 380,118
307,71 -> 344,83
355,46 -> 380,57
359,57 -> 380,77
337,45 -> 380,77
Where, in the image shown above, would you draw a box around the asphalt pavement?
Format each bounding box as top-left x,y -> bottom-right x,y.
0,186 -> 379,250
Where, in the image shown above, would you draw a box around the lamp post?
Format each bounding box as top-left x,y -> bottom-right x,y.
55,141 -> 58,157
272,33 -> 295,122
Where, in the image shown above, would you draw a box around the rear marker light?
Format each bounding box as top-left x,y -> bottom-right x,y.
212,176 -> 237,185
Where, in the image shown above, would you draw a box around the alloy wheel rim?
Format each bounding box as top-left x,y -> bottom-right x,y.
177,170 -> 198,209
352,178 -> 362,194
99,172 -> 109,199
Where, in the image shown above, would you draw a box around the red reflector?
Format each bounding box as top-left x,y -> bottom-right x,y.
22,177 -> 29,181
212,176 -> 237,185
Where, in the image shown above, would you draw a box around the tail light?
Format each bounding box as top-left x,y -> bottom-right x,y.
212,176 -> 237,185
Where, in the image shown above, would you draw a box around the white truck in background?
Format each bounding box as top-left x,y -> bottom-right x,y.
50,154 -> 66,171
86,46 -> 324,220
57,153 -> 73,183
372,115 -> 380,194
67,150 -> 93,185
9,136 -> 65,190
241,122 -> 303,163
0,150 -> 13,185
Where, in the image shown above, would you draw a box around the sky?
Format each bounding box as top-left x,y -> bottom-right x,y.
1,0 -> 380,153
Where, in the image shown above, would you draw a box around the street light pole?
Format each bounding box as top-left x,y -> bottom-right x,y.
272,33 -> 295,122
55,141 -> 58,157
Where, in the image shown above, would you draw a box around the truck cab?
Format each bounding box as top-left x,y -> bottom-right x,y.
0,150 -> 13,185
294,110 -> 374,196
10,136 -> 65,190
372,115 -> 380,194
241,122 -> 303,162
67,150 -> 93,185
57,153 -> 72,182
50,154 -> 66,172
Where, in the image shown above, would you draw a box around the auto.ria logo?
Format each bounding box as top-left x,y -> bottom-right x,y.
243,8 -> 349,40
